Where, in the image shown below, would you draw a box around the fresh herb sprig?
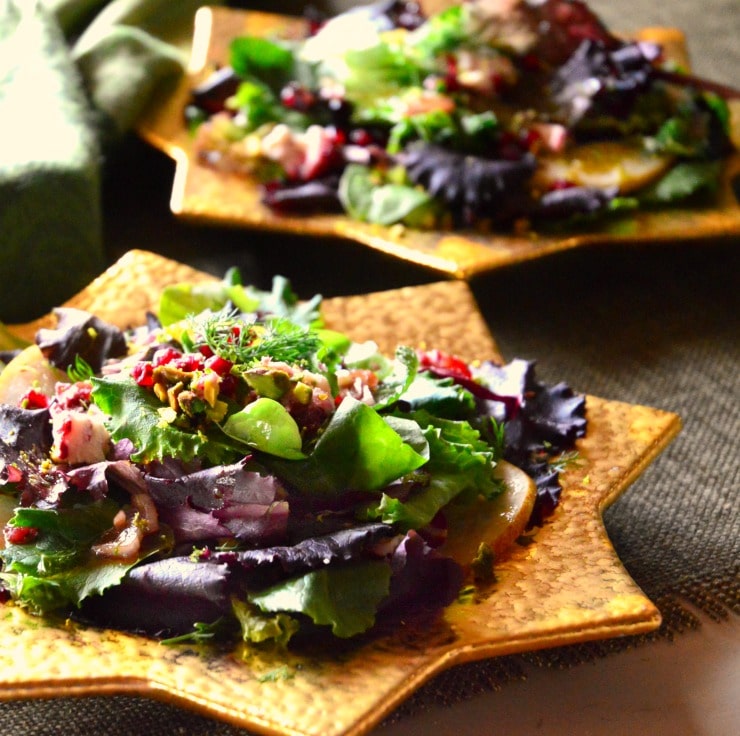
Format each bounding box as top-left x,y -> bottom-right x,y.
67,355 -> 94,382
197,310 -> 322,368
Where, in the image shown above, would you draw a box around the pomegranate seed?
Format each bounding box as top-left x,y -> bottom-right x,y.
5,525 -> 39,545
131,361 -> 154,387
520,129 -> 542,151
350,129 -> 374,146
20,390 -> 49,409
152,347 -> 182,366
172,354 -> 205,372
219,374 -> 239,398
521,54 -> 542,72
4,465 -> 23,484
444,54 -> 460,92
205,355 -> 233,376
280,83 -> 315,112
490,73 -> 505,94
327,126 -> 346,145
548,179 -> 577,191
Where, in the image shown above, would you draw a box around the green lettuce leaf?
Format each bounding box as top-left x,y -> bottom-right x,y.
230,36 -> 294,86
361,411 -> 501,528
640,160 -> 722,203
338,164 -> 435,226
407,4 -> 469,58
222,397 -> 306,459
90,374 -> 237,465
0,501 -> 169,613
248,560 -> 392,638
158,273 -> 321,329
263,396 -> 427,496
397,373 -> 477,418
231,598 -> 299,647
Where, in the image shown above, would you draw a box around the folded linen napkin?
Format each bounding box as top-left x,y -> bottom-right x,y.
0,0 -> 217,324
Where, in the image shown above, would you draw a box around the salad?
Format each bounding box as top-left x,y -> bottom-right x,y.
186,0 -> 737,232
0,271 -> 585,647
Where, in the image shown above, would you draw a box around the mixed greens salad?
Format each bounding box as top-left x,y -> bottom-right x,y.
0,271 -> 584,646
186,0 -> 737,232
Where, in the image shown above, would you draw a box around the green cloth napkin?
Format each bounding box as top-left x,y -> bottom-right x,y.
0,0 -> 218,324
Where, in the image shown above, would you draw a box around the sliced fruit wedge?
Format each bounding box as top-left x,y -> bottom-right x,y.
533,140 -> 674,193
0,345 -> 66,406
441,459 -> 537,568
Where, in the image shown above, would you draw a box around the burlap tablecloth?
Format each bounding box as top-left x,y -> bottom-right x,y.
1,1 -> 737,733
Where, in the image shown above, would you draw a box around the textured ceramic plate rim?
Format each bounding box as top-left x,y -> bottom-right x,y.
137,7 -> 740,278
1,251 -> 682,736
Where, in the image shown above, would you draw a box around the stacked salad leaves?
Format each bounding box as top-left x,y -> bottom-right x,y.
186,0 -> 737,231
0,271 -> 584,645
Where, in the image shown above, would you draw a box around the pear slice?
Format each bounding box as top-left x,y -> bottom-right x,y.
0,345 -> 66,407
533,140 -> 674,194
441,460 -> 537,568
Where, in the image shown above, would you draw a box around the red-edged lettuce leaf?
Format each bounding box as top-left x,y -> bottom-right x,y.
473,359 -> 586,525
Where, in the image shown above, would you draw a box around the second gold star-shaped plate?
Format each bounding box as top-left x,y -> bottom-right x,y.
138,7 -> 740,279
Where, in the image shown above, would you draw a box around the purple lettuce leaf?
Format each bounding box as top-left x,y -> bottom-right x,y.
380,530 -> 464,616
35,307 -> 127,374
144,461 -> 289,544
401,144 -> 536,225
0,405 -> 65,505
0,405 -> 52,457
474,360 -> 586,525
213,522 -> 396,583
80,557 -> 232,636
533,185 -> 618,221
550,39 -> 661,125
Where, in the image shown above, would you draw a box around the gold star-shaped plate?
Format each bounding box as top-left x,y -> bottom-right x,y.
137,7 -> 740,279
1,250 -> 680,735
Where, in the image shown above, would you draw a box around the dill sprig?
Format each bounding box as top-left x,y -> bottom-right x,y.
548,449 -> 584,473
198,311 -> 322,367
67,355 -> 94,382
